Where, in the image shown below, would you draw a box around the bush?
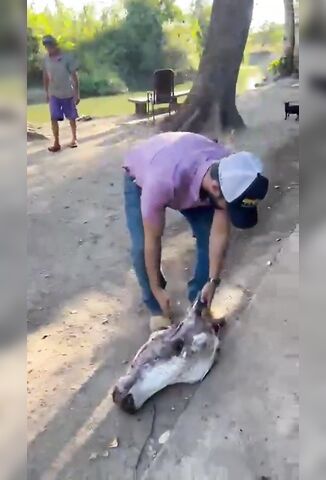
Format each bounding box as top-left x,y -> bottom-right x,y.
27,1 -> 204,96
268,57 -> 288,77
79,70 -> 128,97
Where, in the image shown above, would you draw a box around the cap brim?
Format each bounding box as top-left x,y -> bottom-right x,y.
227,204 -> 258,229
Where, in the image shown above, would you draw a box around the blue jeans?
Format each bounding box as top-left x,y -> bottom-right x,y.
124,174 -> 214,315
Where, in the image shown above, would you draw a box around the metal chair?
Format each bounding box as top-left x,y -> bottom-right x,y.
147,69 -> 177,122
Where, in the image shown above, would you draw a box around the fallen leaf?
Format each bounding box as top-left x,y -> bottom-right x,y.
274,185 -> 280,190
42,335 -> 49,340
69,310 -> 78,315
276,238 -> 282,242
89,452 -> 98,461
102,450 -> 109,458
158,430 -> 170,445
108,438 -> 119,449
266,261 -> 272,266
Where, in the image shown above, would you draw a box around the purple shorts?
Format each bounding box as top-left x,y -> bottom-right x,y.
49,96 -> 78,121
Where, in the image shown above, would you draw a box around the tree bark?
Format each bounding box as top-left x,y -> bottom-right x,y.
283,0 -> 295,75
165,0 -> 254,134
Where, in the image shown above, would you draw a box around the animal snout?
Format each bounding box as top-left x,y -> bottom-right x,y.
112,386 -> 136,414
121,393 -> 136,414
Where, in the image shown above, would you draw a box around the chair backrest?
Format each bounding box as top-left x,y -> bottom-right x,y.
153,69 -> 175,104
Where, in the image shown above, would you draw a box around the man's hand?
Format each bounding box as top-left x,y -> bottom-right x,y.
201,281 -> 217,309
46,92 -> 50,103
153,288 -> 172,318
74,94 -> 80,105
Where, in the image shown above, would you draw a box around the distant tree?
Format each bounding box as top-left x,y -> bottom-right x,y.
191,0 -> 212,49
162,19 -> 201,82
105,0 -> 165,89
27,28 -> 42,84
27,0 -> 204,94
283,0 -> 295,75
159,0 -> 183,22
167,0 -> 254,133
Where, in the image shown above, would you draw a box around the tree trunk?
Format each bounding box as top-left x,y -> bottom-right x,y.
165,0 -> 254,134
283,0 -> 295,75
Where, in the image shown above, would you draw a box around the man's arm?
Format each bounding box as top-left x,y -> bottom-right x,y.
143,220 -> 164,293
201,208 -> 230,307
209,208 -> 230,280
143,214 -> 171,318
43,68 -> 50,102
71,71 -> 80,105
141,178 -> 172,316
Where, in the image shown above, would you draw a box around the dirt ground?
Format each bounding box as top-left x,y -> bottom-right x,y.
27,79 -> 299,480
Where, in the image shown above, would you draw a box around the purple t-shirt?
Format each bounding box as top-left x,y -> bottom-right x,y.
124,132 -> 231,227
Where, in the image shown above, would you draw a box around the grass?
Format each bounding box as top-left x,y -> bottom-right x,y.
27,66 -> 261,125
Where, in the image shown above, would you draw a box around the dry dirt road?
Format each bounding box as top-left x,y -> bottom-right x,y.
27,79 -> 299,480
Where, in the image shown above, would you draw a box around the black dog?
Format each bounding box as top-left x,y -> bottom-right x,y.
284,102 -> 299,121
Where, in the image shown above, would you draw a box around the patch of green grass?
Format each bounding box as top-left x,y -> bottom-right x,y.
27,82 -> 192,124
27,67 -> 261,125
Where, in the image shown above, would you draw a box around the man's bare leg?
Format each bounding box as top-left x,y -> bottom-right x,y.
48,119 -> 61,152
69,119 -> 78,147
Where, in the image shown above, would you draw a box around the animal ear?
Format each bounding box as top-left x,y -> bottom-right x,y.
172,339 -> 184,356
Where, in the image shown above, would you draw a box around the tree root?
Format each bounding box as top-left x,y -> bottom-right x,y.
161,97 -> 245,136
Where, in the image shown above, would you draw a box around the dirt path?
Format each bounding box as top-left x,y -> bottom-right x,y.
27,79 -> 299,480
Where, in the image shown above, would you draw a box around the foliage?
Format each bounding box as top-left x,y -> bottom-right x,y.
191,0 -> 212,49
246,22 -> 284,56
27,0 -> 283,98
162,19 -> 201,82
27,0 -> 202,94
79,69 -> 128,97
104,0 -> 166,89
27,28 -> 41,81
268,57 -> 287,77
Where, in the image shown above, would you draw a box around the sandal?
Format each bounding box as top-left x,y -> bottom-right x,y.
69,141 -> 78,148
48,145 -> 61,153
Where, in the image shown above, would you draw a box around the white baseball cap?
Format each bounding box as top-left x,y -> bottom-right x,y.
210,152 -> 269,229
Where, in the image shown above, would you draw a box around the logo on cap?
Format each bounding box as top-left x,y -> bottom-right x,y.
241,198 -> 259,208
